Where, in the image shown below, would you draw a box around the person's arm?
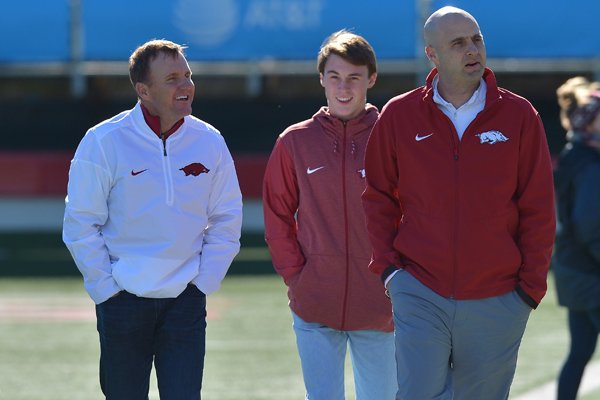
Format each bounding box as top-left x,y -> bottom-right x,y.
193,137 -> 243,295
572,163 -> 600,263
515,111 -> 556,308
262,136 -> 305,285
361,111 -> 403,282
62,132 -> 121,304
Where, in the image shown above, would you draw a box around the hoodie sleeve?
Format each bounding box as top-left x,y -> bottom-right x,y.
193,136 -> 243,295
515,110 -> 556,307
361,109 -> 403,278
62,131 -> 121,304
262,136 -> 306,285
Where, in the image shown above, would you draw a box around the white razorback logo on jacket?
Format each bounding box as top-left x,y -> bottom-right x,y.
476,130 -> 509,144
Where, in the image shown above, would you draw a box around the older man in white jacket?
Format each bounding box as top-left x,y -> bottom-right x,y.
63,39 -> 242,400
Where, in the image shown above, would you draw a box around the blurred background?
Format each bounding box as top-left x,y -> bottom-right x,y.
1,0 -> 599,277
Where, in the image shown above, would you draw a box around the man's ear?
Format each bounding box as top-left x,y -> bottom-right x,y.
135,82 -> 149,99
368,72 -> 377,89
319,73 -> 324,87
425,46 -> 436,64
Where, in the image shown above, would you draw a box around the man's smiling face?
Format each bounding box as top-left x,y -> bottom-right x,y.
320,53 -> 376,121
137,51 -> 195,130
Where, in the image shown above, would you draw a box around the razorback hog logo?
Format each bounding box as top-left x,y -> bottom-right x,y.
476,130 -> 509,145
180,162 -> 210,176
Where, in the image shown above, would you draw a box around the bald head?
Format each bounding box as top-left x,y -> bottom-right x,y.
424,7 -> 479,48
422,6 -> 486,106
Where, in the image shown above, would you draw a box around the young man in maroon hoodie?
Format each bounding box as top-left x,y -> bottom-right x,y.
263,30 -> 397,399
362,6 -> 555,399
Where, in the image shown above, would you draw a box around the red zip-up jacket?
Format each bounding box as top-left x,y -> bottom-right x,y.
362,69 -> 555,308
263,105 -> 393,331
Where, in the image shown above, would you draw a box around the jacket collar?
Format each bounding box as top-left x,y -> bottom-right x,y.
140,103 -> 184,139
314,104 -> 379,137
422,67 -> 500,108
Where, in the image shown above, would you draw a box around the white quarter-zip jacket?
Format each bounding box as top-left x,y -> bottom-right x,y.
63,102 -> 242,304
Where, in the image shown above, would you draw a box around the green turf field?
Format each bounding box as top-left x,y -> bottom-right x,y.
0,274 -> 598,400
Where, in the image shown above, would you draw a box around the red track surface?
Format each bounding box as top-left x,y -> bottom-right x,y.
0,151 -> 267,199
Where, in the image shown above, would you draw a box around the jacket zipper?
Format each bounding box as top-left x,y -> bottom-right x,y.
160,132 -> 174,205
160,132 -> 168,156
340,122 -> 350,329
452,129 -> 459,299
438,97 -> 495,298
449,108 -> 485,297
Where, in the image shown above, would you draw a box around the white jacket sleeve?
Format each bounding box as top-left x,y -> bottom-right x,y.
193,138 -> 243,295
62,132 -> 121,304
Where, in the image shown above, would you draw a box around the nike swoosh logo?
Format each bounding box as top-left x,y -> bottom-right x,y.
306,166 -> 325,175
415,133 -> 434,141
131,169 -> 148,176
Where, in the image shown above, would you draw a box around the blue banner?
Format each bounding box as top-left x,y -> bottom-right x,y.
1,0 -> 598,62
0,1 -> 70,62
82,0 -> 413,60
442,0 -> 599,58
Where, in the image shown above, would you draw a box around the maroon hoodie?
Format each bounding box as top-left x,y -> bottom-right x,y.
263,105 -> 393,332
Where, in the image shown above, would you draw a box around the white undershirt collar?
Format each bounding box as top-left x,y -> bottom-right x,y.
432,76 -> 487,140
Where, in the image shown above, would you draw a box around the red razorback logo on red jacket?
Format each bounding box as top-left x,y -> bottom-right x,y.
180,163 -> 210,176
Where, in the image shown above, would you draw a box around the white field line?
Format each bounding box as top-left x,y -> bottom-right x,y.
513,359 -> 600,400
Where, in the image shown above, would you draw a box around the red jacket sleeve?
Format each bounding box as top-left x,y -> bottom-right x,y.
361,114 -> 403,276
515,111 -> 556,304
262,136 -> 305,285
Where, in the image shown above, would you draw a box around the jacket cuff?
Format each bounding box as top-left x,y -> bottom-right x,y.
516,285 -> 538,309
381,265 -> 398,285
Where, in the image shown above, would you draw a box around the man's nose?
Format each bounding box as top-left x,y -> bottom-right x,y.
466,41 -> 479,55
182,77 -> 194,88
339,79 -> 350,90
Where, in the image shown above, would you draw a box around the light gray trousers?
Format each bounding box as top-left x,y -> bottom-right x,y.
388,269 -> 531,400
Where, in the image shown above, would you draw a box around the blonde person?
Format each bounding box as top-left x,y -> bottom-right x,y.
553,77 -> 600,400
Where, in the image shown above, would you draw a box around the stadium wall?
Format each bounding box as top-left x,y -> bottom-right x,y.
0,151 -> 268,276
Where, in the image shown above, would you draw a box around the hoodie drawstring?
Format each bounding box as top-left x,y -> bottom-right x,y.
333,139 -> 358,158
